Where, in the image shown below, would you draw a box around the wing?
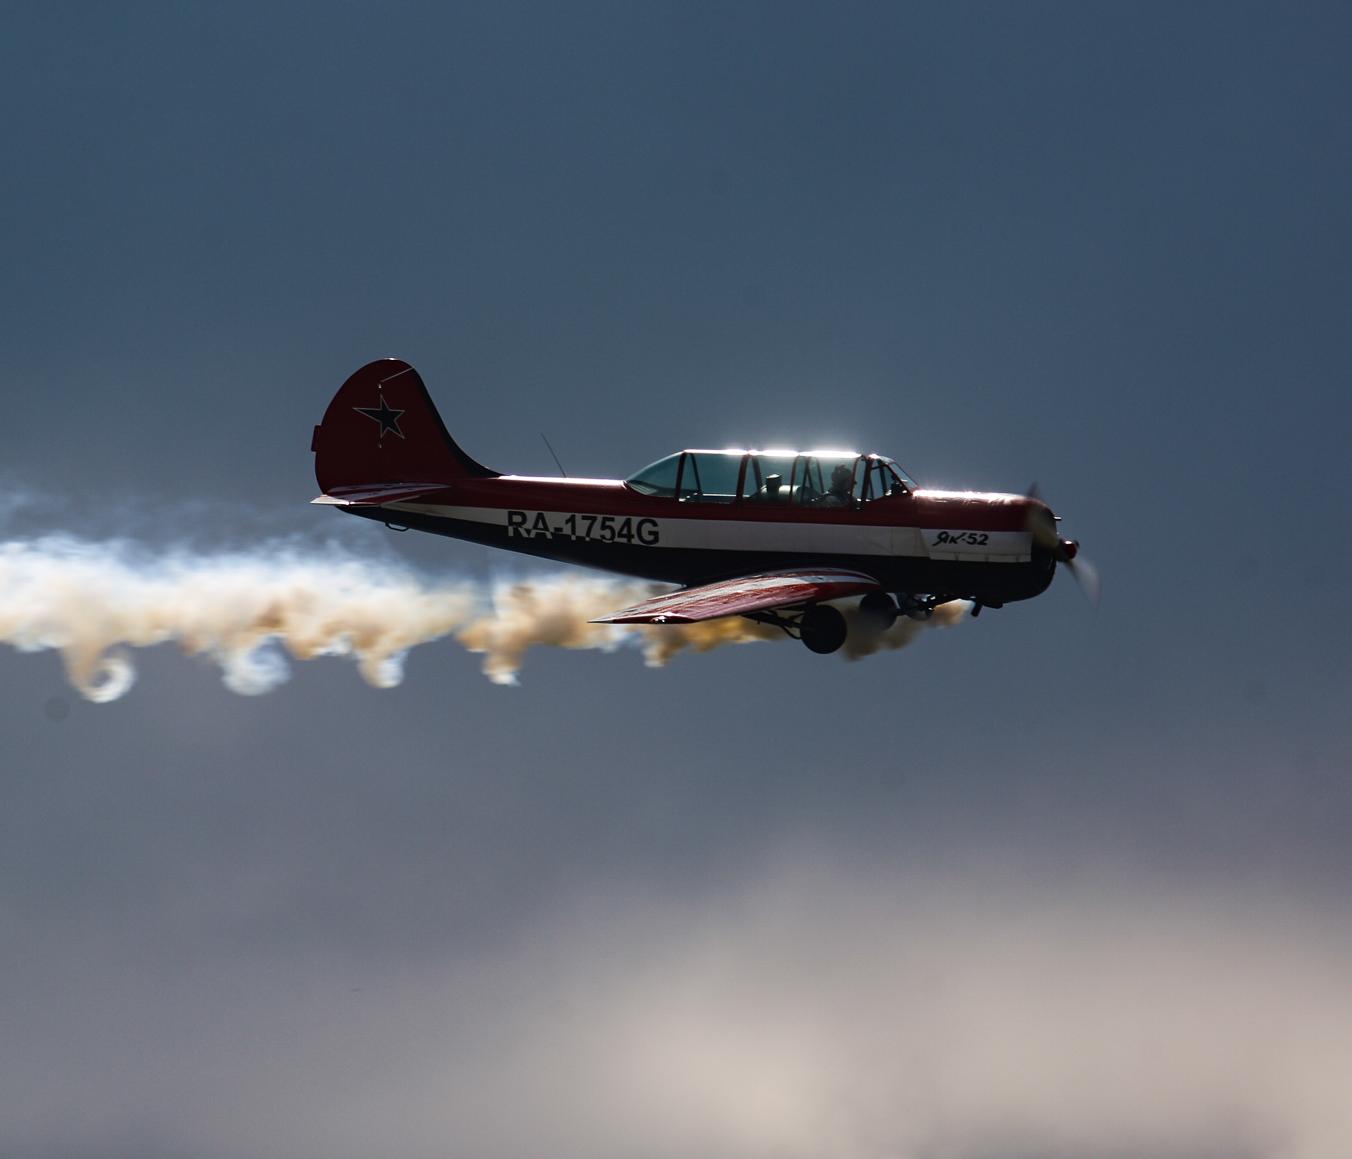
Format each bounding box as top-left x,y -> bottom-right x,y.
590,568 -> 881,625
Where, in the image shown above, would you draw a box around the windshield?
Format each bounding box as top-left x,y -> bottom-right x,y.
880,457 -> 917,491
626,453 -> 682,497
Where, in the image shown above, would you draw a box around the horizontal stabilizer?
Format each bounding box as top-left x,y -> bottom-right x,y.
591,568 -> 881,625
311,483 -> 446,506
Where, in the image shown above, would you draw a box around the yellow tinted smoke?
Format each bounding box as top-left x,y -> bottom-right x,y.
0,537 -> 967,699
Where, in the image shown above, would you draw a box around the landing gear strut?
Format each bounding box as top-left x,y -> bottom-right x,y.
744,591 -> 962,657
745,603 -> 849,654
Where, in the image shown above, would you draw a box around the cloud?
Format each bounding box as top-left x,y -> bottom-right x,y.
409,864 -> 1351,1159
4,857 -> 1348,1159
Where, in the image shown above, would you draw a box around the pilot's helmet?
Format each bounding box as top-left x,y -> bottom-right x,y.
830,464 -> 852,490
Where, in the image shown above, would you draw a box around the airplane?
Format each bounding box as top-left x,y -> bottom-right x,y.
311,358 -> 1094,655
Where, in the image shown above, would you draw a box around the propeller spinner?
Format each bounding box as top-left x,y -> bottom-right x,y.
1025,485 -> 1099,606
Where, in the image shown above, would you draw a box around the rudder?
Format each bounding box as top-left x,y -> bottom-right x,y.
312,358 -> 497,494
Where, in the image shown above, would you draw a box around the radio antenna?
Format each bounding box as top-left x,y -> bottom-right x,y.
540,433 -> 568,477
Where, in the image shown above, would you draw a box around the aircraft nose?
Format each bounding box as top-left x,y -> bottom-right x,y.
1022,490 -> 1098,606
1023,496 -> 1060,551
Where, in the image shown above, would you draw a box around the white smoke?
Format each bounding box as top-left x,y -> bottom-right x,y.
0,533 -> 967,700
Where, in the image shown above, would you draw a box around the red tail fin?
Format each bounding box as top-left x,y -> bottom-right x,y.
312,359 -> 497,494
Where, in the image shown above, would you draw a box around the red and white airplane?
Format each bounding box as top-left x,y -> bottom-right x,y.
312,359 -> 1094,654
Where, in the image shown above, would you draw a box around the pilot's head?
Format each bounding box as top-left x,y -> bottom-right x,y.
830,464 -> 852,494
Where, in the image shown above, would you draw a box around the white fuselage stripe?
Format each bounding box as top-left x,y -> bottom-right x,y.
390,503 -> 1032,563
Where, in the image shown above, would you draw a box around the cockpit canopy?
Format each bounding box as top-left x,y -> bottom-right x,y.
625,449 -> 917,505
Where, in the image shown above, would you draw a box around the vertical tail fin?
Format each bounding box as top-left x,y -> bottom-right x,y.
312,359 -> 498,494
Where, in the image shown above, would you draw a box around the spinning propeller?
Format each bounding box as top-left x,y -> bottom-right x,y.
1025,485 -> 1099,606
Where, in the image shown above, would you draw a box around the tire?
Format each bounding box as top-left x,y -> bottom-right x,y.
857,591 -> 898,630
800,604 -> 847,654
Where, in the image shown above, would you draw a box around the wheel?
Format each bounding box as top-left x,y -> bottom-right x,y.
800,604 -> 847,654
857,591 -> 898,630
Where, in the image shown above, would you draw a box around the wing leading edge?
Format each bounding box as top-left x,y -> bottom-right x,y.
590,568 -> 882,625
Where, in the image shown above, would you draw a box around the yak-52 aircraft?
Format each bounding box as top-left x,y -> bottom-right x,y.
311,359 -> 1094,654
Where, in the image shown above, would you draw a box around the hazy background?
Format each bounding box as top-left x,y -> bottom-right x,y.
2,4 -> 1350,1156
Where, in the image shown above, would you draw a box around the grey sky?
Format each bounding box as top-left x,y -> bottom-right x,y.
2,4 -> 1350,1156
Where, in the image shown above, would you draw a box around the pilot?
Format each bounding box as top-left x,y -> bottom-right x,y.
816,464 -> 854,507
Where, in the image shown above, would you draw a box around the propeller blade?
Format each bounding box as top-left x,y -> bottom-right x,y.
1067,555 -> 1101,608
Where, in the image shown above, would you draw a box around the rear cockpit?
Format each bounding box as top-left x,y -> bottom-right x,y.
625,450 -> 916,506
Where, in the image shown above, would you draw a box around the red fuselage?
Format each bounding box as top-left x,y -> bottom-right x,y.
345,472 -> 1057,607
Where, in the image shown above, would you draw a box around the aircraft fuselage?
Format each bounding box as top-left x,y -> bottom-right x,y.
340,475 -> 1057,607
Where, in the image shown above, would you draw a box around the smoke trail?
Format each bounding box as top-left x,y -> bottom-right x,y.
840,596 -> 969,659
0,533 -> 967,700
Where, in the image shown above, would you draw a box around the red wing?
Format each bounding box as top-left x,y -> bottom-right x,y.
311,483 -> 446,506
590,568 -> 881,625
